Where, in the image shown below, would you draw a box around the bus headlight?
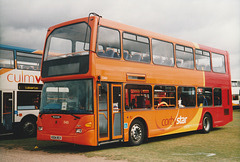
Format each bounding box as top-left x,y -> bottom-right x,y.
76,129 -> 82,133
38,126 -> 43,131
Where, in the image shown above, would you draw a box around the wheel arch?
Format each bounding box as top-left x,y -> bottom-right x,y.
203,111 -> 212,123
130,117 -> 149,141
201,112 -> 213,132
21,114 -> 38,124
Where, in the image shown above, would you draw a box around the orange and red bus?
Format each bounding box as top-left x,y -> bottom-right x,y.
0,44 -> 43,137
37,13 -> 232,146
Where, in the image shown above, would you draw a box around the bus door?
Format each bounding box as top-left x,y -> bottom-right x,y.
2,91 -> 14,130
97,83 -> 123,142
111,84 -> 122,140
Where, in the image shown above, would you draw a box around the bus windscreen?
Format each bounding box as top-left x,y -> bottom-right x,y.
40,79 -> 93,114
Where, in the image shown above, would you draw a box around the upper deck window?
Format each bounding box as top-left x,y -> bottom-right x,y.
195,49 -> 211,71
123,32 -> 150,63
17,52 -> 42,71
176,45 -> 194,69
97,26 -> 121,59
44,22 -> 90,61
0,49 -> 14,68
152,39 -> 174,66
212,53 -> 226,73
42,22 -> 90,77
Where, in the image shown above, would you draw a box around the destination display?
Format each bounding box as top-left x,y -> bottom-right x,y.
18,83 -> 43,90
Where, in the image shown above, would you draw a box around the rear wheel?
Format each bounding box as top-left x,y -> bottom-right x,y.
202,114 -> 212,133
129,120 -> 145,146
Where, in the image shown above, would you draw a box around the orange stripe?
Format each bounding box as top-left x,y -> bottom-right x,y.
3,112 -> 12,115
33,50 -> 43,55
0,69 -> 13,75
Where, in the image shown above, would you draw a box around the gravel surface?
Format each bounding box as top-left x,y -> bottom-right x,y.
0,147 -> 126,162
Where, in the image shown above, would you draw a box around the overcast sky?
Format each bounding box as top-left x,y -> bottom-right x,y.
0,0 -> 239,79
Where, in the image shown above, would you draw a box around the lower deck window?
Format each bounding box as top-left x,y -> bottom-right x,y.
154,85 -> 176,108
197,87 -> 212,107
17,92 -> 41,110
178,87 -> 196,108
214,88 -> 222,106
125,84 -> 152,109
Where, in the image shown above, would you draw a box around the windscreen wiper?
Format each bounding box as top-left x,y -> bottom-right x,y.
39,113 -> 43,119
70,114 -> 80,119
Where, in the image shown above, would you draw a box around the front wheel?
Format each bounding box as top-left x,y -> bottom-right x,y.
129,120 -> 145,146
21,119 -> 37,137
202,114 -> 212,133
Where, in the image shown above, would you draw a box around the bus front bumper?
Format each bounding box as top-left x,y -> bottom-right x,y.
37,129 -> 96,146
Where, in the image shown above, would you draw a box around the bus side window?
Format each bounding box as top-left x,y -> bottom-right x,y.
123,32 -> 150,63
97,26 -> 121,59
214,88 -> 222,106
17,52 -> 42,71
154,85 -> 176,109
152,39 -> 174,67
197,87 -> 212,107
176,45 -> 194,69
125,84 -> 152,110
17,92 -> 41,110
178,87 -> 196,108
195,49 -> 211,71
0,49 -> 15,69
212,53 -> 226,73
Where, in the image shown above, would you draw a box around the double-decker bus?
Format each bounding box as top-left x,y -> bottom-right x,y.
37,13 -> 232,146
231,80 -> 240,109
0,44 -> 43,137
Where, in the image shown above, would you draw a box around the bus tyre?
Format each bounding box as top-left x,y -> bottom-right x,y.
129,120 -> 145,146
21,119 -> 36,137
202,114 -> 212,133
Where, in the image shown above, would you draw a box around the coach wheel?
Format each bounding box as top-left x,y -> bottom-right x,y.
22,119 -> 36,137
202,114 -> 212,133
129,119 -> 145,146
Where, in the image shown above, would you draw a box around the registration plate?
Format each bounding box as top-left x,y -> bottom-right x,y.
50,135 -> 62,140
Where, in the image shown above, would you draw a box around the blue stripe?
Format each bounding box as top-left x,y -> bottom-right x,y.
0,44 -> 36,53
